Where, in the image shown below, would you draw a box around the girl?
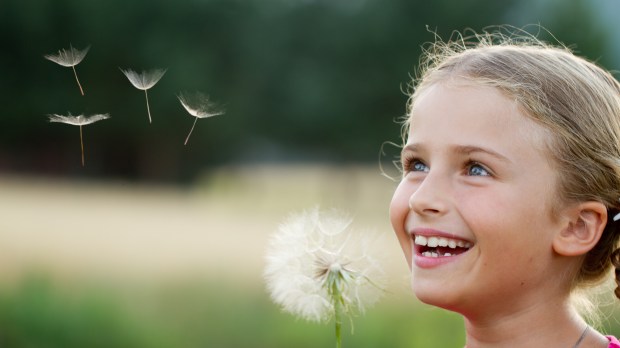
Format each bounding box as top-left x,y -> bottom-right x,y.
389,28 -> 620,347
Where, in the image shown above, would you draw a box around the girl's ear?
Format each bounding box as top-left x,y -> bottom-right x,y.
553,202 -> 608,256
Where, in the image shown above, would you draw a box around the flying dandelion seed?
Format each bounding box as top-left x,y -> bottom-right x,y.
177,91 -> 225,145
48,113 -> 110,167
120,68 -> 166,124
264,207 -> 385,348
44,44 -> 90,96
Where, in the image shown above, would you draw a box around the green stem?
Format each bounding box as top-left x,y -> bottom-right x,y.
332,279 -> 342,348
335,304 -> 342,348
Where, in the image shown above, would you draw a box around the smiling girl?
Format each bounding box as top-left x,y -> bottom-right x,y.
390,29 -> 620,347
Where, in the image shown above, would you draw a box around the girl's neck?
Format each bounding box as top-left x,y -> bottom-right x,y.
461,298 -> 604,347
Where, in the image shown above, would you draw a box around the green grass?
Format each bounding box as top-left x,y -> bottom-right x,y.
4,274 -> 620,347
0,274 -> 465,348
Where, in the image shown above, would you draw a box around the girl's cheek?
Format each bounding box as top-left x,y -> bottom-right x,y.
390,181 -> 405,218
390,180 -> 414,256
390,180 -> 410,225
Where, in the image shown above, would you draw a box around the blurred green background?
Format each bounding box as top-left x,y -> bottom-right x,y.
1,0 -> 620,346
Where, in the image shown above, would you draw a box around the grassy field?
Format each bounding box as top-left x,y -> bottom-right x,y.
1,164 -> 619,347
0,164 -> 459,347
0,164 -> 406,284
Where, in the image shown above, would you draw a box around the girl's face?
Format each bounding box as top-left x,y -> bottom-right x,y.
390,82 -> 567,317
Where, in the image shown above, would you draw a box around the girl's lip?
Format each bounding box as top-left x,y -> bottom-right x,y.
413,250 -> 466,268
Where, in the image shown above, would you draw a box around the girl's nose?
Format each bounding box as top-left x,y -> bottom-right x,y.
408,174 -> 448,217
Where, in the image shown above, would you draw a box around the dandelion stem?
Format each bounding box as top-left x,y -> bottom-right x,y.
79,125 -> 85,167
184,117 -> 199,145
335,307 -> 342,347
332,280 -> 342,348
144,89 -> 152,123
72,65 -> 84,96
326,269 -> 344,348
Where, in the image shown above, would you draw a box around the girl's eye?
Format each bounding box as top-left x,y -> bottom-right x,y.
467,162 -> 491,176
408,159 -> 429,173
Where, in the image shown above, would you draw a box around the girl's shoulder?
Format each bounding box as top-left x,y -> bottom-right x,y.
607,335 -> 620,348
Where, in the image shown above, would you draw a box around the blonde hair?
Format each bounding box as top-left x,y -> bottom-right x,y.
405,27 -> 620,294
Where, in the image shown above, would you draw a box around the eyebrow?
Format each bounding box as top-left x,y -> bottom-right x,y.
402,143 -> 512,163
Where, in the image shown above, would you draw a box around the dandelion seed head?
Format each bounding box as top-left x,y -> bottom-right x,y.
120,68 -> 167,90
48,113 -> 110,126
264,207 -> 385,323
177,91 -> 225,118
329,263 -> 343,273
44,45 -> 90,67
47,112 -> 109,166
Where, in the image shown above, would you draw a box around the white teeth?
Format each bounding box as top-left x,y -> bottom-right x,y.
414,235 -> 471,249
455,241 -> 473,248
421,251 -> 452,258
414,235 -> 428,246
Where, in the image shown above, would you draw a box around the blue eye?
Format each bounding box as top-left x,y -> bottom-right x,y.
468,162 -> 490,176
411,159 -> 429,172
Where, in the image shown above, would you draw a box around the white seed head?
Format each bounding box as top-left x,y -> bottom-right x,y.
264,207 -> 385,323
120,68 -> 167,90
44,45 -> 90,67
48,113 -> 110,126
329,263 -> 342,273
177,91 -> 225,119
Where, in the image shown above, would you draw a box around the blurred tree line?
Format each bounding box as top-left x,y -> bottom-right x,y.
0,0 -> 615,182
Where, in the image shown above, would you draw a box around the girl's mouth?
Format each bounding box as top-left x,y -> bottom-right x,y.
413,235 -> 472,258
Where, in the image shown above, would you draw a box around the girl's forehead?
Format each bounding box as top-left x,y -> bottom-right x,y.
409,82 -> 513,125
407,82 -> 552,156
411,78 -> 514,115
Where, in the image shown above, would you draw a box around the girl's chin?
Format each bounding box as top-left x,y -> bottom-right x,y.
412,280 -> 465,312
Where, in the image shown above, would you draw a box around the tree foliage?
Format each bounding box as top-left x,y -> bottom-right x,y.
0,0 -> 612,181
